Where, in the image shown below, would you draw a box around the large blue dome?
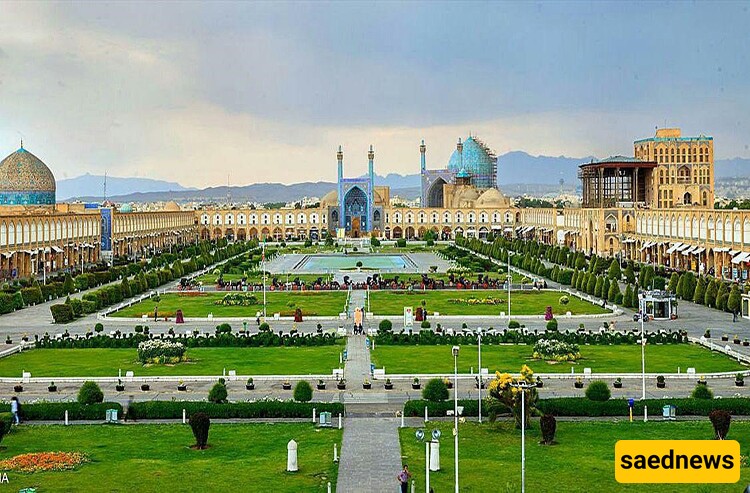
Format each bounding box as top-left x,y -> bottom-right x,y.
447,136 -> 497,189
0,145 -> 56,205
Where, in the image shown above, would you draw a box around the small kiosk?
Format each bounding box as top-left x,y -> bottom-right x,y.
639,290 -> 677,320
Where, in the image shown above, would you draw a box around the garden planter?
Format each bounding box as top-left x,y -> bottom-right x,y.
445,382 -> 453,389
743,341 -> 749,347
736,380 -> 745,387
412,384 -> 421,390
384,383 -> 393,390
316,384 -> 325,390
13,385 -> 23,392
722,336 -> 729,341
48,386 -> 57,392
613,382 -> 623,389
574,382 -> 584,389
337,383 -> 346,390
734,339 -> 741,345
246,384 -> 255,390
282,383 -> 292,390
141,384 -> 150,391
363,383 -> 372,390
656,382 -> 666,389
116,385 -> 125,392
177,385 -> 187,391
697,380 -> 707,385
536,381 -> 544,388
475,382 -> 485,389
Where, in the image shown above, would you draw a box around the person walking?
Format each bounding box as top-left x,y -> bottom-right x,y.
154,305 -> 159,322
396,464 -> 411,493
10,396 -> 20,424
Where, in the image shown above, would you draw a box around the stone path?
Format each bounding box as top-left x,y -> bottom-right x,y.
344,334 -> 371,384
336,417 -> 403,493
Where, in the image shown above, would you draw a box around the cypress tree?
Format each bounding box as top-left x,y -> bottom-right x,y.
587,274 -> 597,295
667,272 -> 680,293
693,278 -> 706,305
704,280 -> 718,308
728,285 -> 742,315
623,284 -> 634,308
624,263 -> 636,284
716,283 -> 729,311
594,277 -> 604,298
608,259 -> 622,281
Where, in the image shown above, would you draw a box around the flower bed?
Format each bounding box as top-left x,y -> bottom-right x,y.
214,292 -> 259,306
0,452 -> 89,473
532,339 -> 581,362
137,340 -> 186,364
447,297 -> 504,305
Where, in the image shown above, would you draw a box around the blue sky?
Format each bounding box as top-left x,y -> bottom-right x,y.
0,1 -> 748,186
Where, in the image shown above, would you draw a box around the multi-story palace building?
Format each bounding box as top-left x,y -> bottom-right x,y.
2,127 -> 748,282
0,143 -> 196,280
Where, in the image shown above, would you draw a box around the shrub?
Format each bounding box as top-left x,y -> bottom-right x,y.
585,381 -> 611,402
545,318 -> 558,331
21,286 -> 43,305
189,412 -> 211,449
420,321 -> 431,329
533,339 -> 580,362
77,381 -> 104,405
370,237 -> 381,247
208,382 -> 228,403
0,402 -> 121,420
422,378 -> 449,402
0,412 -> 11,442
508,320 -> 520,329
293,381 -> 313,403
396,238 -> 407,248
378,319 -> 393,333
137,340 -> 186,364
127,401 -> 343,420
50,304 -> 75,323
259,322 -> 270,332
94,323 -> 104,333
692,384 -> 714,400
540,414 -> 557,445
709,409 -> 731,439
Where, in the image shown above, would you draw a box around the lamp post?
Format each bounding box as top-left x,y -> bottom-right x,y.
511,381 -> 535,493
639,292 -> 646,400
477,331 -> 482,424
507,252 -> 512,319
452,345 -> 460,493
262,240 -> 267,321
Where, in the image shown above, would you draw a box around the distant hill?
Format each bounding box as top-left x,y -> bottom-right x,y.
57,174 -> 193,201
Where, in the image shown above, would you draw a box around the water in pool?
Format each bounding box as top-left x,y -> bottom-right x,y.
300,254 -> 409,271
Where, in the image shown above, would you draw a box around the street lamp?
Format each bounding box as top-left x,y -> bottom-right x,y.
477,330 -> 482,424
507,252 -> 512,319
639,292 -> 646,400
452,345 -> 460,493
510,381 -> 535,493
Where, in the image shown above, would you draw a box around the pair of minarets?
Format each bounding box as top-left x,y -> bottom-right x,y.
337,145 -> 375,187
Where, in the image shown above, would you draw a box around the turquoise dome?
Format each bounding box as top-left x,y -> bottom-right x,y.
119,203 -> 133,213
447,136 -> 497,189
0,146 -> 56,205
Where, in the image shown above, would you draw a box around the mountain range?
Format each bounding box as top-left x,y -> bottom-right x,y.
58,152 -> 750,203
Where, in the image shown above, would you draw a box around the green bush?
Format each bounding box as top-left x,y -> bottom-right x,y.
422,378 -> 449,402
208,382 -> 228,403
50,303 -> 75,323
692,383 -> 713,400
584,380 -> 611,402
378,319 -> 393,333
403,399 -> 486,417
0,402 -> 121,421
78,381 -> 104,405
21,286 -> 43,305
127,401 -> 344,420
508,320 -> 520,329
536,397 -> 750,417
293,381 -> 313,402
420,320 -> 431,329
396,238 -> 407,248
189,412 -> 211,449
546,318 -> 558,331
540,414 -> 557,445
0,293 -> 15,314
0,412 -> 11,442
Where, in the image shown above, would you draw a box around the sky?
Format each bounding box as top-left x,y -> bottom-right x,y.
1,1 -> 749,187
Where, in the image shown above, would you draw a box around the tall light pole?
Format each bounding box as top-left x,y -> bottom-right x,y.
262,240 -> 267,321
507,252 -> 512,319
640,292 -> 646,400
511,382 -> 535,493
477,331 -> 482,424
452,345 -> 460,493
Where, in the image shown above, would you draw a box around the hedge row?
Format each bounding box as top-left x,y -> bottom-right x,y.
0,402 -> 122,420
127,400 -> 345,420
35,332 -> 340,349
375,330 -> 687,346
404,399 -> 487,417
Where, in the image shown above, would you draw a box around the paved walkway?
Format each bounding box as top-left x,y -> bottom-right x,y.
344,335 -> 372,384
336,417 -> 403,493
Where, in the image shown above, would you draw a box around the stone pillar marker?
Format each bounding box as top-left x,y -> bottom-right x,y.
430,441 -> 440,471
287,440 -> 298,472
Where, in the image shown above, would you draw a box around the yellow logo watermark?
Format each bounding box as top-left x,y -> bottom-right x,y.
615,440 -> 740,483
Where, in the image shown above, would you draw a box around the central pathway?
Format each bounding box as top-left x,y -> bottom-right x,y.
337,417 -> 403,493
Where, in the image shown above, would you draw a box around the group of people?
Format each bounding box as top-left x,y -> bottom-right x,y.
353,306 -> 365,334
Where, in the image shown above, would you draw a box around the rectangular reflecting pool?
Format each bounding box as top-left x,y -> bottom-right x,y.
297,254 -> 411,271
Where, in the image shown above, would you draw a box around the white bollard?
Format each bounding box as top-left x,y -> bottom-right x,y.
119,369 -> 122,378
411,479 -> 415,493
425,406 -> 428,423
340,352 -> 343,364
327,482 -> 331,493
644,405 -> 648,423
401,412 -> 405,428
287,440 -> 298,472
333,443 -> 338,462
430,440 -> 440,471
182,409 -> 186,424
64,410 -> 69,426
338,413 -> 342,429
313,408 -> 316,424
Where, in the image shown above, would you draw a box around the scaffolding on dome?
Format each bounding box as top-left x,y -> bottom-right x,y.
469,136 -> 497,189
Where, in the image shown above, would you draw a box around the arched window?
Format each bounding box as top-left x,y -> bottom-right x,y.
373,210 -> 381,222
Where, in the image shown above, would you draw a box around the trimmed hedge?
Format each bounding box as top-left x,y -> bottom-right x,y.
50,303 -> 75,323
127,400 -> 344,420
404,399 -> 487,417
536,397 -> 750,417
0,402 -> 122,420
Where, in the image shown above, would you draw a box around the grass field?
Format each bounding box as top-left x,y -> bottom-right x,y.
371,343 -> 744,374
1,423 -> 340,492
0,346 -> 343,377
111,291 -> 348,318
400,420 -> 749,492
369,289 -> 608,316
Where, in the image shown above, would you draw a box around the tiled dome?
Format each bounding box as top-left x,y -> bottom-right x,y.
447,136 -> 497,189
0,145 -> 56,205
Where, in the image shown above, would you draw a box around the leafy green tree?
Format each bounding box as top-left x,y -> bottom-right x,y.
293,381 -> 313,402
62,273 -> 75,295
693,278 -> 706,305
422,378 -> 449,402
608,279 -> 621,303
607,259 -> 621,281
716,282 -> 729,311
594,277 -> 604,298
623,284 -> 634,308
624,263 -> 636,284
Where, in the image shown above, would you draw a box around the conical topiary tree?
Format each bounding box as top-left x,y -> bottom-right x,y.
667,272 -> 680,293
608,259 -> 621,281
728,285 -> 742,315
693,278 -> 706,305
623,284 -> 634,308
624,263 -> 636,284
704,280 -> 718,308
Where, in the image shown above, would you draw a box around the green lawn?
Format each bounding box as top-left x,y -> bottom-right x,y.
400,420 -> 749,492
369,289 -> 608,316
0,346 -> 343,377
371,343 -> 744,374
193,272 -> 333,285
111,291 -> 348,318
1,423 -> 340,492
